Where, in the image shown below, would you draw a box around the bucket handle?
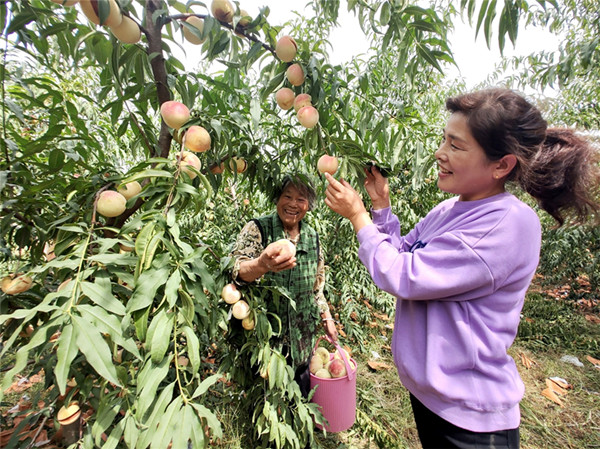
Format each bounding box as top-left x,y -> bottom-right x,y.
312,335 -> 356,382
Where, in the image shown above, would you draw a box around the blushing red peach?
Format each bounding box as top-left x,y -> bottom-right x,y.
275,88 -> 295,110
293,93 -> 312,112
184,125 -> 211,153
180,151 -> 201,179
286,63 -> 305,86
317,154 -> 339,175
275,36 -> 298,62
160,101 -> 190,130
97,191 -> 127,217
297,105 -> 319,128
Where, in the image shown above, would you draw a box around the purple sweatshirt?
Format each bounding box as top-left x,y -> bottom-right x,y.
357,192 -> 541,432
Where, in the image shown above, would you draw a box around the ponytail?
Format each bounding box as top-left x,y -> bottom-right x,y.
521,128 -> 600,226
446,88 -> 600,226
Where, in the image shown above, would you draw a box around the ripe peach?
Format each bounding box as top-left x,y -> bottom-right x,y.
309,355 -> 324,374
275,88 -> 295,110
211,0 -> 234,23
297,105 -> 319,128
221,283 -> 241,304
275,36 -> 297,62
317,154 -> 338,175
271,238 -> 296,258
97,190 -> 127,217
209,162 -> 225,174
293,93 -> 312,112
238,10 -> 251,28
182,16 -> 206,45
180,151 -> 201,179
51,0 -> 79,6
184,125 -> 211,153
79,0 -> 122,27
160,101 -> 190,130
1,274 -> 33,295
241,314 -> 255,330
327,358 -> 347,378
314,368 -> 332,379
286,63 -> 305,86
228,157 -> 247,173
232,300 -> 250,320
315,346 -> 330,365
117,181 -> 142,200
109,15 -> 141,44
333,347 -> 351,361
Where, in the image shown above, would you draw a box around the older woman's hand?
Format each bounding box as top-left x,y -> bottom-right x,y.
364,165 -> 391,210
258,242 -> 296,273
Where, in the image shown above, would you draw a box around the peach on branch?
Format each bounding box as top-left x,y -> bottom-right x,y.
79,0 -> 122,27
286,63 -> 305,86
97,190 -> 127,217
297,105 -> 319,129
275,36 -> 298,62
209,162 -> 225,174
117,181 -> 142,200
293,93 -> 312,112
160,101 -> 190,130
228,157 -> 247,173
275,88 -> 295,110
232,300 -> 250,320
221,283 -> 241,304
211,0 -> 234,23
182,16 -> 206,45
184,125 -> 211,153
109,15 -> 141,44
238,10 -> 251,27
241,314 -> 255,330
317,154 -> 339,175
180,151 -> 201,179
1,274 -> 33,295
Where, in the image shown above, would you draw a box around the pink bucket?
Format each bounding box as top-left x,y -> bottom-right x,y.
309,336 -> 357,433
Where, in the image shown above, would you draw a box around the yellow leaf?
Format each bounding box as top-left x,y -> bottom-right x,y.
519,352 -> 535,369
541,388 -> 564,407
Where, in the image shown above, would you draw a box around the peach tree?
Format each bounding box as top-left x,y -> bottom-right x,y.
0,0 -> 542,447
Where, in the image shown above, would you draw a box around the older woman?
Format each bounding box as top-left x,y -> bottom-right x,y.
231,174 -> 337,396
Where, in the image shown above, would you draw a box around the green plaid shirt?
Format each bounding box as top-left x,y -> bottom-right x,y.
232,213 -> 326,366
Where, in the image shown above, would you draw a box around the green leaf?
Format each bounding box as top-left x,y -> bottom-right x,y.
149,309 -> 173,364
136,381 -> 175,449
72,314 -> 122,387
80,281 -> 126,315
121,169 -> 173,185
92,397 -> 122,447
136,358 -> 171,419
88,253 -> 138,266
152,397 -> 183,449
77,304 -> 140,359
191,373 -> 220,399
127,266 -> 170,312
380,1 -> 391,26
191,402 -> 222,439
164,269 -> 181,307
55,322 -> 78,395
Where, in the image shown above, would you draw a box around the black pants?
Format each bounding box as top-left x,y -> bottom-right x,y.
410,394 -> 520,449
294,362 -> 311,398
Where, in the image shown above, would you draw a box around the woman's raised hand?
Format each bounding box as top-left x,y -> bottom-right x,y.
324,173 -> 373,232
364,165 -> 391,210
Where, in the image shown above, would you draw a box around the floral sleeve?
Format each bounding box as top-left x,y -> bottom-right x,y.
314,246 -> 328,315
231,221 -> 264,285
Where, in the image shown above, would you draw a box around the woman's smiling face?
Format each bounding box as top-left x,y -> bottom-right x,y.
276,184 -> 310,230
435,112 -> 506,201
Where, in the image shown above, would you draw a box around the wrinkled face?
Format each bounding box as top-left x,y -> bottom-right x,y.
435,113 -> 505,201
276,184 -> 310,230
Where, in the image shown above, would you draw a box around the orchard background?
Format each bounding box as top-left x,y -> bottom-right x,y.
1,0 -> 599,448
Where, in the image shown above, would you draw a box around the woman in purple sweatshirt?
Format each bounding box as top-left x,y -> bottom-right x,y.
324,88 -> 600,448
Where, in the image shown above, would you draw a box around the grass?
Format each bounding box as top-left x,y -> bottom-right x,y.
1,285 -> 599,448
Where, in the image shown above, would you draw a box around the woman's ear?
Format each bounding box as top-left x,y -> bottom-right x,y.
494,154 -> 517,179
